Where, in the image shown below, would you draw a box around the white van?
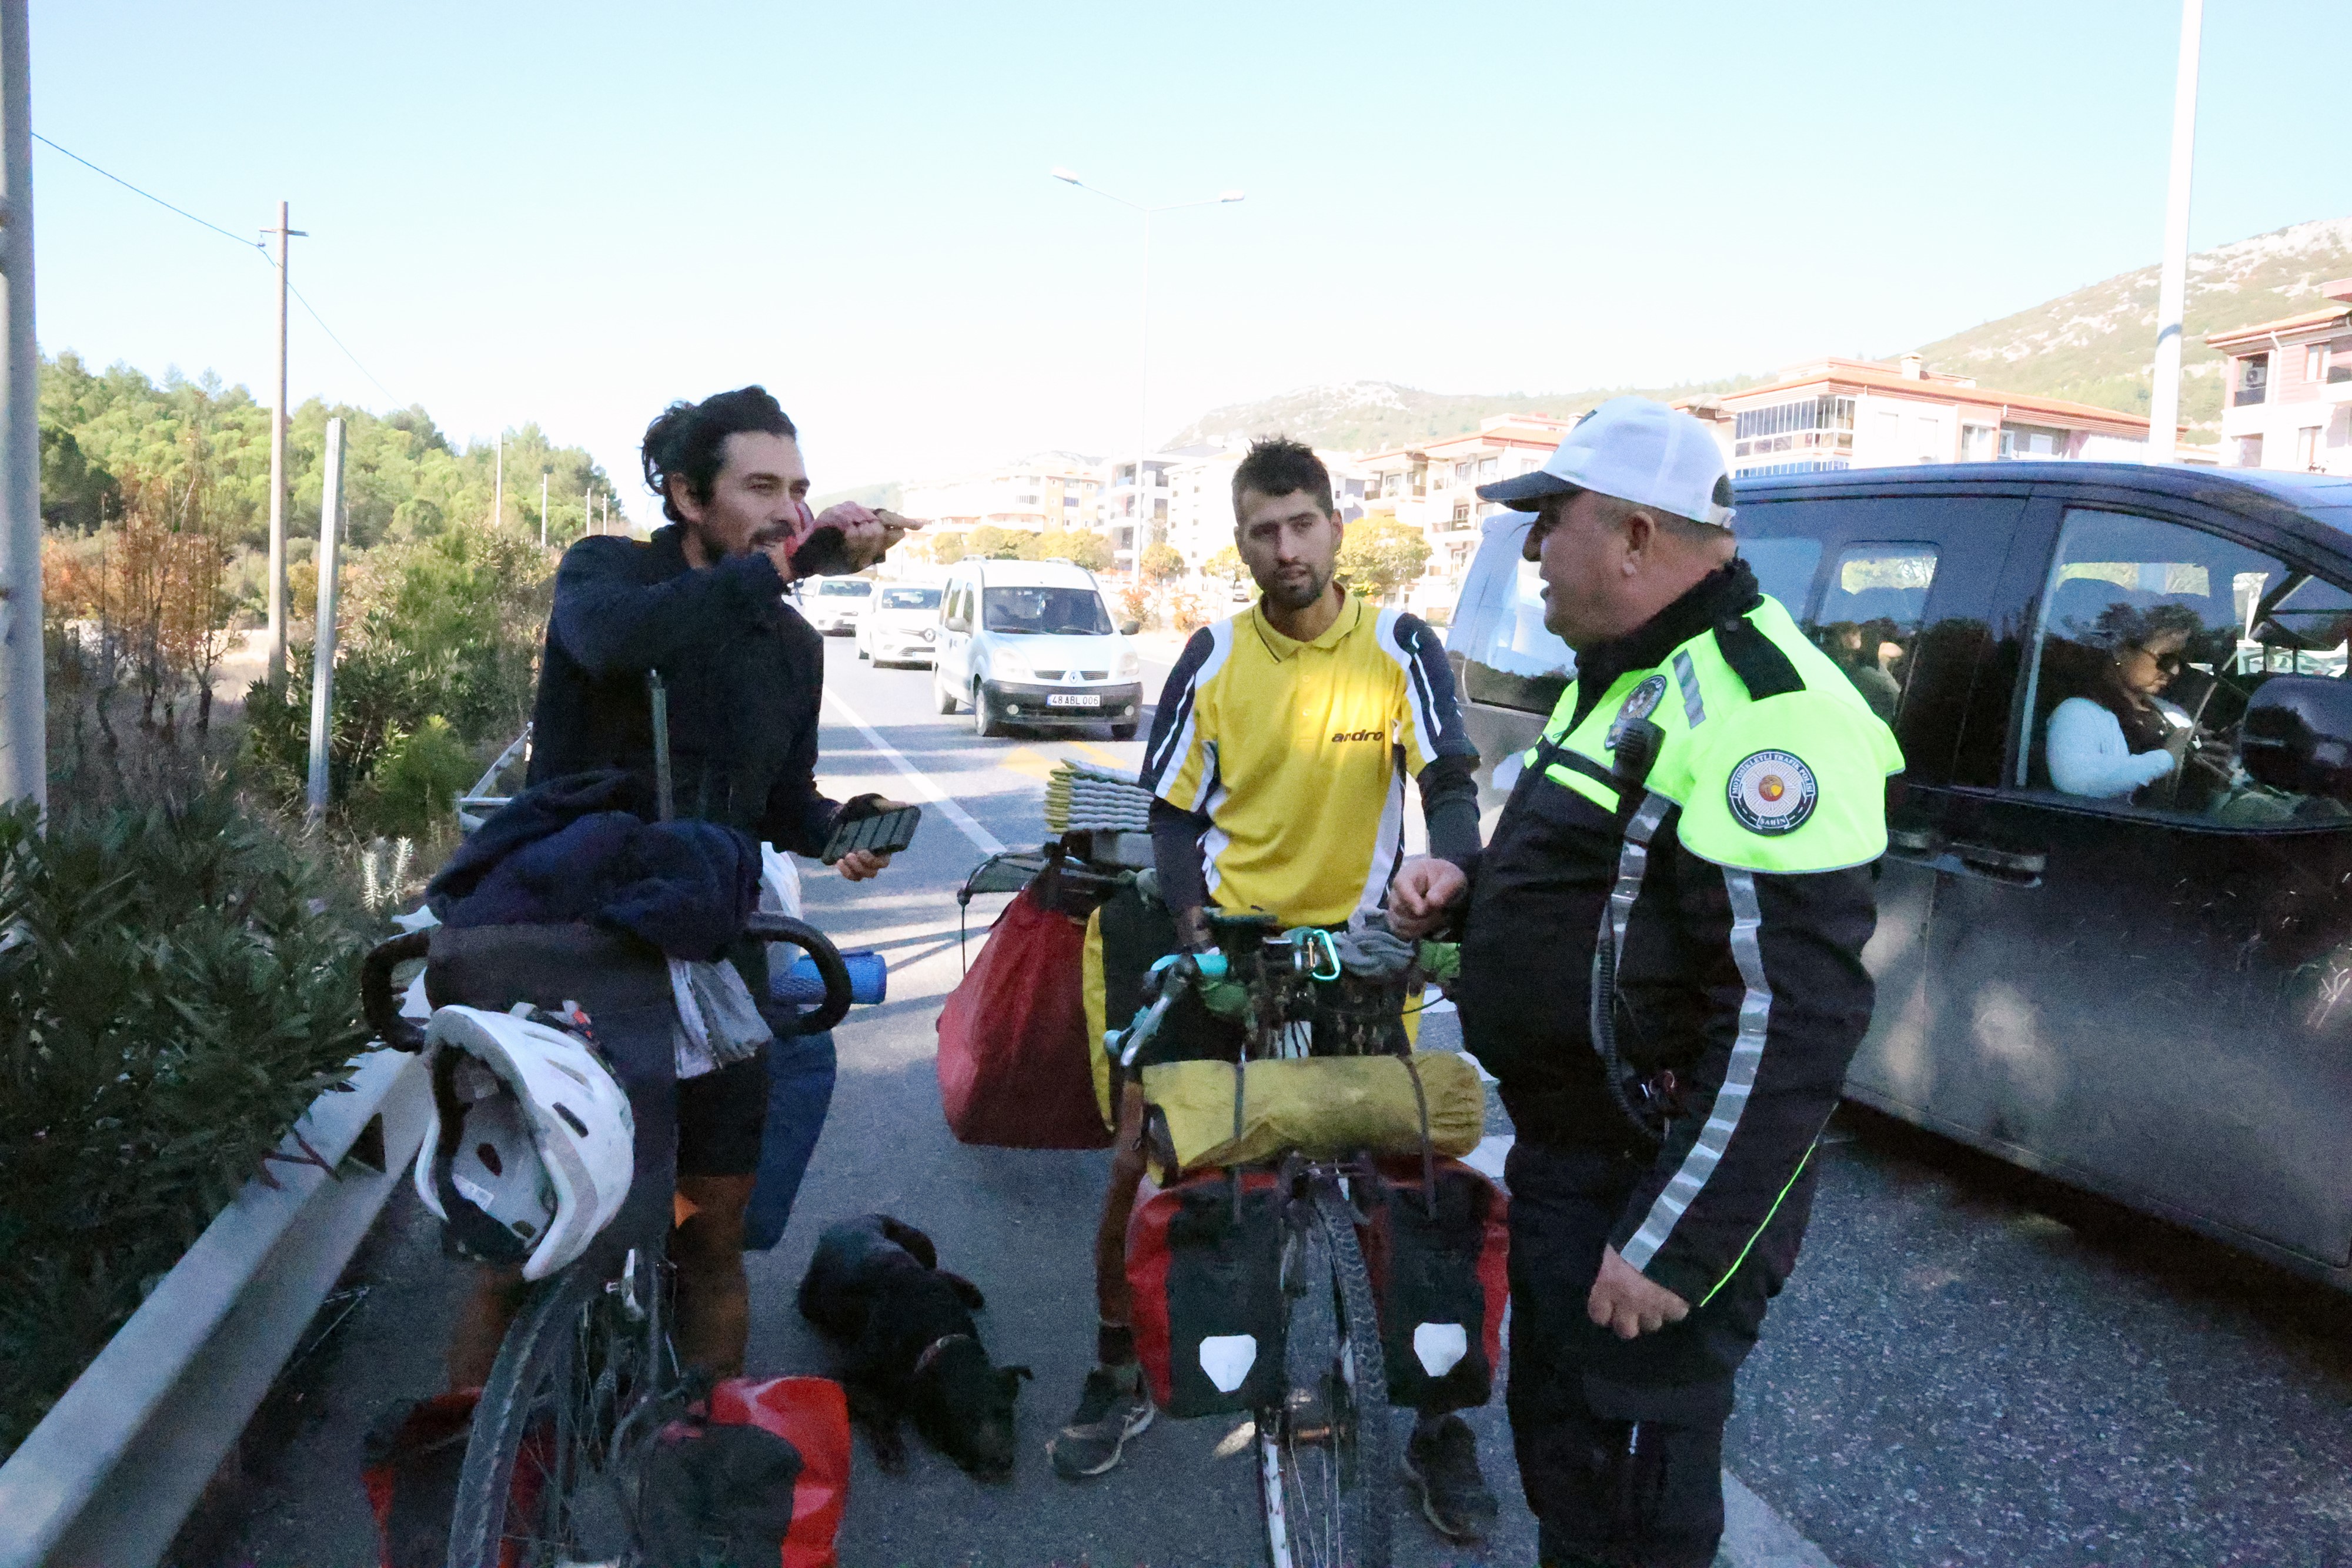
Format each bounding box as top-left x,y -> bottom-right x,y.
931,559 -> 1144,738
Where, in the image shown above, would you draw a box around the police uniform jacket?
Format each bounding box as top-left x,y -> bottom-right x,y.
1458,558 -> 1902,1313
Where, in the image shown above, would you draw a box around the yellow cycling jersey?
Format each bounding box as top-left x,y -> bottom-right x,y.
1138,595 -> 1475,928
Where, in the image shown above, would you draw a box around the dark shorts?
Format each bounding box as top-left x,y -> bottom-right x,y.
676,1050 -> 771,1179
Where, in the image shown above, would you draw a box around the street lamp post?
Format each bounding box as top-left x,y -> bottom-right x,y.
1052,168 -> 1242,561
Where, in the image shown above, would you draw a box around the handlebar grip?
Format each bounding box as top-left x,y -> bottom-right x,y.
360,931 -> 432,1054
746,911 -> 855,1035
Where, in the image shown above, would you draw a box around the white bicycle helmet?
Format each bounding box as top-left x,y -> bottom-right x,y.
413,1004 -> 636,1281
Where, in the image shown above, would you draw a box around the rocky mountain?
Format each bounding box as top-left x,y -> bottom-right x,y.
1914,216 -> 2352,433
1161,216 -> 2352,451
1160,376 -> 1750,454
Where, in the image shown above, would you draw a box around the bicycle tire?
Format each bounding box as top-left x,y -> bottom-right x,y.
1258,1180 -> 1394,1568
447,1249 -> 676,1568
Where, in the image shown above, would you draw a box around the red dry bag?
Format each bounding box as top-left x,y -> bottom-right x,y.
936,882 -> 1111,1149
706,1376 -> 853,1568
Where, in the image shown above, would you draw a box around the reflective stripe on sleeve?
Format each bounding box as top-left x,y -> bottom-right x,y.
1619,864 -> 1772,1273
1673,649 -> 1706,730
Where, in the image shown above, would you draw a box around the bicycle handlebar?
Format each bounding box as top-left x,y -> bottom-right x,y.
360,931 -> 432,1054
358,913 -> 858,1055
746,911 -> 856,1035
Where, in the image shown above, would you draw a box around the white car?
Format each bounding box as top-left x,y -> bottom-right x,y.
801,576 -> 875,635
931,558 -> 1144,738
856,583 -> 944,667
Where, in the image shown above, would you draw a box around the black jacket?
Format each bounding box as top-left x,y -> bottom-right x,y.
1457,561 -> 1882,1310
526,526 -> 843,856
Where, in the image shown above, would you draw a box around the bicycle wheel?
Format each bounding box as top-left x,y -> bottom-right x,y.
1259,1181 -> 1394,1568
447,1245 -> 678,1568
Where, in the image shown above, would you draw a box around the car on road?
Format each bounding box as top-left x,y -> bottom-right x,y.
1444,462 -> 2352,1292
856,583 -> 944,667
932,558 -> 1145,738
802,576 -> 876,636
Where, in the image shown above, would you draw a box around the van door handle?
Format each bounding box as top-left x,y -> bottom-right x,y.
1951,841 -> 2046,878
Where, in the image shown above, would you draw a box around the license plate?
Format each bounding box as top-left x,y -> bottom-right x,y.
1046,693 -> 1101,708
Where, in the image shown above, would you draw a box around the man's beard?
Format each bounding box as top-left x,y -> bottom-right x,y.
1258,564 -> 1330,612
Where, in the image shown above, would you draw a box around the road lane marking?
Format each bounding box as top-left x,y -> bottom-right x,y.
1000,747 -> 1058,782
1069,739 -> 1134,768
823,691 -> 1007,857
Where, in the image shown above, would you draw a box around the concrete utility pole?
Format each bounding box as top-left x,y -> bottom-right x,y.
263,200 -> 305,678
585,482 -> 593,537
305,418 -> 345,824
540,466 -> 550,548
493,430 -> 503,525
602,492 -> 610,534
0,0 -> 40,814
2147,0 -> 2204,463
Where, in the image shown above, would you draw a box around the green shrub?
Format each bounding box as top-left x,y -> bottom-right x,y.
0,788 -> 372,1457
352,714 -> 476,842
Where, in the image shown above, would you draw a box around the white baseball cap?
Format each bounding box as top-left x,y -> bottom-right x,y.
1476,396 -> 1736,529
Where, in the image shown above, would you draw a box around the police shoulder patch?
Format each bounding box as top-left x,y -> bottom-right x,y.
1726,749 -> 1818,835
1606,674 -> 1671,750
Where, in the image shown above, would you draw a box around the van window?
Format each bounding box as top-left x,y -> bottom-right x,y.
983,585 -> 1111,636
2016,507 -> 2352,823
817,579 -> 873,597
879,587 -> 940,611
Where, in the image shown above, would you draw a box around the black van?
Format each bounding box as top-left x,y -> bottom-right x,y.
1444,462 -> 2352,1291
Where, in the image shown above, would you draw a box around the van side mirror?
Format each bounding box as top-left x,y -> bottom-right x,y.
2240,676 -> 2352,799
1118,619 -> 1141,637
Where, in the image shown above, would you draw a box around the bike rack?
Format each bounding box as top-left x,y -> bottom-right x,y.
0,1042 -> 431,1568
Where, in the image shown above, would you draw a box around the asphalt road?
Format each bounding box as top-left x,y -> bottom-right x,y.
219,635 -> 2352,1567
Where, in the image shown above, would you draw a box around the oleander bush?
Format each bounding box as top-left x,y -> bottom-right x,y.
0,787 -> 372,1458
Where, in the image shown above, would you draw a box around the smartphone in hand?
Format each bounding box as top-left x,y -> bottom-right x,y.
820,803 -> 921,865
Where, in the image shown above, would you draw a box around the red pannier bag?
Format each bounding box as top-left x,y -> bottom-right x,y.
1124,1169 -> 1288,1417
363,1389 -> 544,1568
936,882 -> 1111,1149
706,1376 -> 853,1568
1359,1157 -> 1509,1411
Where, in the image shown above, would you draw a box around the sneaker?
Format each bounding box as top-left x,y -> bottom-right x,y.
1403,1414 -> 1499,1543
1047,1364 -> 1154,1480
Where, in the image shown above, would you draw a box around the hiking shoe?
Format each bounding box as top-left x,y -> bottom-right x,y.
1048,1364 -> 1154,1480
1403,1415 -> 1499,1542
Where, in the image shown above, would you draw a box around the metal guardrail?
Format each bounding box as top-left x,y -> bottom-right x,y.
0,1044 -> 430,1568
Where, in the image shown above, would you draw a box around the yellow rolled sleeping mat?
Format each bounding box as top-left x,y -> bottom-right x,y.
1138,1051 -> 1485,1179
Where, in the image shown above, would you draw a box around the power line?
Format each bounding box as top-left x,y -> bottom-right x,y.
286,280 -> 396,404
31,131 -> 263,255
31,131 -> 398,405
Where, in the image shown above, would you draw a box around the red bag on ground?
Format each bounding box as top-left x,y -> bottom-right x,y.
707,1376 -> 852,1568
363,1389 -> 544,1568
1124,1170 -> 1288,1417
936,883 -> 1111,1149
1360,1157 -> 1509,1412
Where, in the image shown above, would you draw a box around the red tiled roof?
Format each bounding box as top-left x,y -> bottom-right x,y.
1702,365 -> 2154,433
2204,306 -> 2352,350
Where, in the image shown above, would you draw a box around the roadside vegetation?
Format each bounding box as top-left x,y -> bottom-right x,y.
1,353 -> 595,1453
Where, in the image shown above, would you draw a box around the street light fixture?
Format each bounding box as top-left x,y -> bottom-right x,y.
1052,168 -> 1244,561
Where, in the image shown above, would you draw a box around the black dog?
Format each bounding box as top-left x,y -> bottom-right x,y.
796,1213 -> 1030,1480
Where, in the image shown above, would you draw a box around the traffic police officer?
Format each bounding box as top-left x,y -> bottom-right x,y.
1389,397 -> 1899,1567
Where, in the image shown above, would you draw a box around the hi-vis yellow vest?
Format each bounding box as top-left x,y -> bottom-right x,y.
1524,594 -> 1903,874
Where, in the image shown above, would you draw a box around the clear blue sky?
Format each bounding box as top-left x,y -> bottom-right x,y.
31,1 -> 2352,512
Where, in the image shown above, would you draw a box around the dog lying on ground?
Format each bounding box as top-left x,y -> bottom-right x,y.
796,1213 -> 1030,1480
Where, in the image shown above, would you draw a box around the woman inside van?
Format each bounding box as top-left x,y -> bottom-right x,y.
2046,602 -> 2203,800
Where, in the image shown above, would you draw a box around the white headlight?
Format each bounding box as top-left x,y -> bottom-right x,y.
1116,651 -> 1141,677
995,655 -> 1029,681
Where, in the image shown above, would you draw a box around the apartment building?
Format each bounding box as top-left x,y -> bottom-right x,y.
898,453 -> 1103,550
1355,415 -> 1578,606
1681,356 -> 2154,477
1162,446 -> 1371,571
2207,280 -> 2352,474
